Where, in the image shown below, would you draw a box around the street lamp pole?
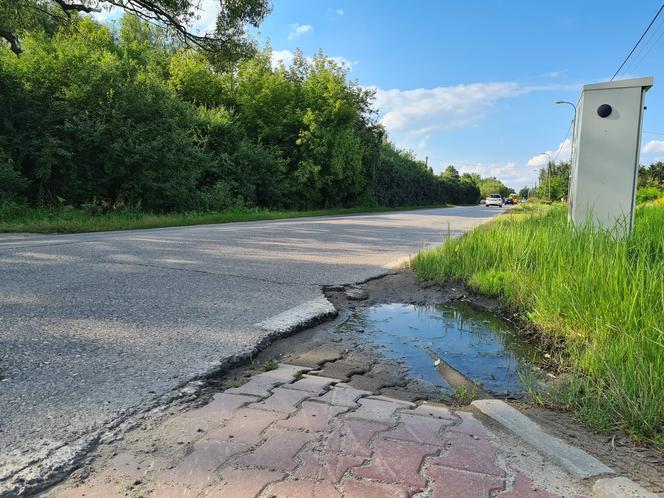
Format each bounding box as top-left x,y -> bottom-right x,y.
555,100 -> 578,199
555,101 -> 577,159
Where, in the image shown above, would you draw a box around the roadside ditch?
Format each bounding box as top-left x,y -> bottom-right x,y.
205,270 -> 663,493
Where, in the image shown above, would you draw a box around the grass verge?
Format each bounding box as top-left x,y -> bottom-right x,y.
412,202 -> 664,450
0,204 -> 449,234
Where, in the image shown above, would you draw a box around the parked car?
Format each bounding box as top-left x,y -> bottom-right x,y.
479,198 -> 486,205
485,194 -> 503,207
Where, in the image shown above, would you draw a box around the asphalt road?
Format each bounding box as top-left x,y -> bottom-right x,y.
0,205 -> 502,473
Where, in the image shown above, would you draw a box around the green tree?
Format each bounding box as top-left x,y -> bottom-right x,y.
0,12 -> 493,214
477,177 -> 512,199
638,161 -> 664,188
0,0 -> 271,61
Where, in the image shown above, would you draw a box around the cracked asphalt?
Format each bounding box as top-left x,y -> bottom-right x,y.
0,206 -> 501,474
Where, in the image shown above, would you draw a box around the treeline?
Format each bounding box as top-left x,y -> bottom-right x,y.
0,15 -> 482,213
518,160 -> 664,202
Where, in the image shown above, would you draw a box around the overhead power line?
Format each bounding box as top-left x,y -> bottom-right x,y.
611,2 -> 664,80
552,120 -> 573,163
620,14 -> 664,75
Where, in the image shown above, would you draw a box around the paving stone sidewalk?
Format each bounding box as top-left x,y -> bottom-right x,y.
45,364 -> 588,498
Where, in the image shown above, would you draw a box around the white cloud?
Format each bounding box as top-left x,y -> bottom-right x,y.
271,49 -> 355,71
271,49 -> 296,67
185,0 -> 221,35
90,4 -> 124,23
330,55 -> 356,68
458,162 -> 538,189
526,138 -> 572,166
368,80 -> 586,188
336,9 -> 344,16
642,140 -> 664,155
372,82 -> 521,145
288,23 -> 313,41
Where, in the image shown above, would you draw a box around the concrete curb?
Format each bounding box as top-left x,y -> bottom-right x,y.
472,399 -> 613,479
256,295 -> 337,335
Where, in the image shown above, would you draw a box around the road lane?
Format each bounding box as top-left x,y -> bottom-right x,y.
0,205 -> 502,476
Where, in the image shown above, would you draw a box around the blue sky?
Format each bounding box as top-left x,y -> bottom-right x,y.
253,0 -> 664,189
100,1 -> 664,189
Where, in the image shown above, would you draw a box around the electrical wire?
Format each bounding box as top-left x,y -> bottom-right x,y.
552,120 -> 574,163
621,14 -> 664,76
611,2 -> 664,80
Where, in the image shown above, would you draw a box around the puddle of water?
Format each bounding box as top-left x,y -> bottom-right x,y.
337,302 -> 538,396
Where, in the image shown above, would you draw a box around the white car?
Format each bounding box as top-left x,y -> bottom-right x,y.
485,194 -> 503,207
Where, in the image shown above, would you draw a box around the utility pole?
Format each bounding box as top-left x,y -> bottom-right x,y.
538,152 -> 552,201
425,156 -> 429,167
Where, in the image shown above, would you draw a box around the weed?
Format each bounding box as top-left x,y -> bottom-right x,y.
228,377 -> 245,388
453,384 -> 479,404
263,357 -> 279,372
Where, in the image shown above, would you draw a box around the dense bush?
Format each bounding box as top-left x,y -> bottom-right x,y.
636,186 -> 664,204
0,15 -> 482,213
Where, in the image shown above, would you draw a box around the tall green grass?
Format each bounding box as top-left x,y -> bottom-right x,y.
412,202 -> 664,448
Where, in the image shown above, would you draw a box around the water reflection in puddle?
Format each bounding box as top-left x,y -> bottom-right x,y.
337,302 -> 537,396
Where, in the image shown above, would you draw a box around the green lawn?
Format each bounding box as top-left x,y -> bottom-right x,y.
0,204 -> 449,234
412,201 -> 664,449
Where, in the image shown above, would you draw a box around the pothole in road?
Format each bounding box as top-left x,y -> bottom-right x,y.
335,301 -> 539,398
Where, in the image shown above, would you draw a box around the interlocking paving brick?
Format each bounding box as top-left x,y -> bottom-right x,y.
325,419 -> 390,457
282,374 -> 337,393
224,365 -> 307,397
47,366 -> 591,498
225,377 -> 281,398
379,412 -> 451,445
426,465 -> 504,498
317,385 -> 370,408
174,393 -> 257,432
347,397 -> 411,424
294,447 -> 365,483
205,407 -> 286,445
206,467 -> 285,497
52,483 -> 126,497
99,452 -> 169,480
342,478 -> 409,498
257,364 -> 310,382
236,428 -> 315,471
350,438 -> 438,490
314,359 -> 368,381
367,395 -> 416,407
151,486 -> 203,498
431,433 -> 505,477
160,439 -> 249,485
250,387 -> 310,413
447,410 -> 490,438
499,471 -> 562,497
288,345 -> 345,367
276,401 -> 349,432
265,479 -> 342,498
411,403 -> 454,419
